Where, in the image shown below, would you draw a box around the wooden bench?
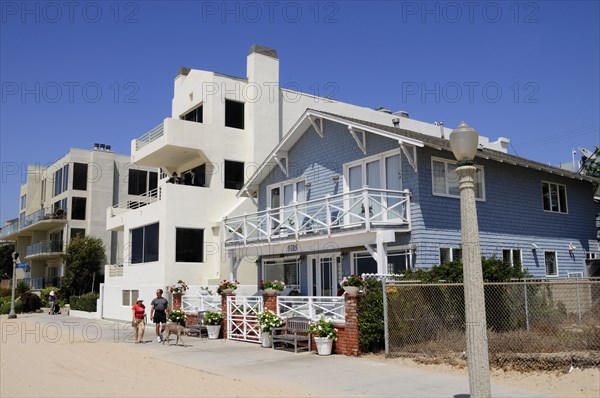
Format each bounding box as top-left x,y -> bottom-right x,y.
187,311 -> 208,338
272,317 -> 311,353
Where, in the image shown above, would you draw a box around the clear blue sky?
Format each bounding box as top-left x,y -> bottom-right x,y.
1,0 -> 599,221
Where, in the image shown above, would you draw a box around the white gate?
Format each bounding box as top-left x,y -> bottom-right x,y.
227,296 -> 263,343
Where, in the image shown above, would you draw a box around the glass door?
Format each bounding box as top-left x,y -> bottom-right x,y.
309,254 -> 341,296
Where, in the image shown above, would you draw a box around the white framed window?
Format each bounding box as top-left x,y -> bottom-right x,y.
343,149 -> 402,192
431,157 -> 485,200
541,181 -> 568,213
352,247 -> 415,275
122,289 -> 139,306
544,251 -> 558,277
502,249 -> 522,269
262,257 -> 300,291
267,178 -> 306,208
440,247 -> 462,264
20,195 -> 26,210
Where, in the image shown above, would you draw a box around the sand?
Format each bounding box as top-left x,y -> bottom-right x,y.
362,354 -> 600,398
1,315 -> 599,397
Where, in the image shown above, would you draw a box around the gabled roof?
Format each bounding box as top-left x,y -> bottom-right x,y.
238,110 -> 599,196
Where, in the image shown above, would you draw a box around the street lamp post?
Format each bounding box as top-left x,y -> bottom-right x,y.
8,252 -> 19,319
449,122 -> 491,398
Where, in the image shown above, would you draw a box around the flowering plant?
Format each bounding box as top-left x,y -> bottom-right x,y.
169,279 -> 189,293
307,317 -> 338,340
169,309 -> 186,324
217,279 -> 239,294
341,274 -> 364,287
257,310 -> 283,333
204,310 -> 223,326
260,280 -> 285,291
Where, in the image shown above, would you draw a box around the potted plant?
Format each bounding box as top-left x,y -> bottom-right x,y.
169,279 -> 189,293
169,309 -> 187,326
341,274 -> 364,295
257,309 -> 283,348
260,280 -> 285,294
308,317 -> 338,356
217,279 -> 239,295
204,310 -> 223,339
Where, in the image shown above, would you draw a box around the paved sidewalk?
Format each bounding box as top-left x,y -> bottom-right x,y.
12,314 -> 550,397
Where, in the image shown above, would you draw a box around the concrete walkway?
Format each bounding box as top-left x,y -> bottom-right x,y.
23,313 -> 550,397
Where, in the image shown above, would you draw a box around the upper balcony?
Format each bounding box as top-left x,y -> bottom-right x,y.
106,187 -> 162,231
223,188 -> 411,248
25,240 -> 64,260
0,207 -> 67,240
132,118 -> 213,169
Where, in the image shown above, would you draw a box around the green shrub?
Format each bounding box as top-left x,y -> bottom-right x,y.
16,280 -> 30,298
70,292 -> 99,312
0,299 -> 23,314
357,279 -> 385,352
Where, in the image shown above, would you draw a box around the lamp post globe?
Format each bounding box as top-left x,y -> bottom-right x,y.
450,122 -> 491,398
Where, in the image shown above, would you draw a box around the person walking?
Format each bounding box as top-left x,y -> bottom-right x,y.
131,298 -> 146,343
150,289 -> 169,343
48,290 -> 56,315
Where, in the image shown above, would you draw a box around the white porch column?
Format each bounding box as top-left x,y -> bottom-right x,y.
376,233 -> 388,274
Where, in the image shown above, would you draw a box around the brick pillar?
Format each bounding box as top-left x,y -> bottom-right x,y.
221,292 -> 234,339
263,293 -> 278,313
337,293 -> 360,356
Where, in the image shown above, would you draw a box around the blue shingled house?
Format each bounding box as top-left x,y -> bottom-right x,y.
223,110 -> 600,296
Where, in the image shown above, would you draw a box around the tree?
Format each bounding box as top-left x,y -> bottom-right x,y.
0,243 -> 15,279
61,236 -> 105,297
581,155 -> 599,177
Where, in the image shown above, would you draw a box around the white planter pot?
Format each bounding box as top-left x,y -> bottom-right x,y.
314,336 -> 334,356
343,286 -> 360,295
261,332 -> 272,348
207,325 -> 221,339
264,288 -> 279,294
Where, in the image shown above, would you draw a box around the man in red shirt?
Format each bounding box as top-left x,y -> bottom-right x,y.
131,298 -> 146,343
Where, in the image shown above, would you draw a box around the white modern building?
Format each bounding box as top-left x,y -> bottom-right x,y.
102,44 -> 509,321
0,145 -> 155,290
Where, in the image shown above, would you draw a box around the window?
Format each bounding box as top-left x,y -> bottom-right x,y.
182,105 -> 203,123
440,247 -> 462,264
20,195 -> 26,210
183,164 -> 206,187
353,248 -> 415,275
225,99 -> 244,129
128,169 -> 158,195
70,228 -> 85,240
122,289 -> 139,306
224,160 -> 244,190
544,251 -> 558,277
131,223 -> 159,264
73,163 -> 88,191
542,182 -> 568,213
502,249 -> 522,269
176,228 -> 204,262
53,198 -> 67,215
54,164 -> 69,196
71,197 -> 87,220
432,158 -> 484,199
262,257 -> 300,290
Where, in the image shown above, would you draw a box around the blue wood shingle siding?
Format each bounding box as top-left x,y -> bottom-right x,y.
257,119 -> 598,277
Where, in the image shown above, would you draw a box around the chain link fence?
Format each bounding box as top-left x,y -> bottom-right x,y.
383,279 -> 600,371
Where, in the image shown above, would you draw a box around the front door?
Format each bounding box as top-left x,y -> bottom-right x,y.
308,254 -> 341,296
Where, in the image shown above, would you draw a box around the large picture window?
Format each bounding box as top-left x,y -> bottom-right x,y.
225,99 -> 244,129
432,158 -> 484,200
54,164 -> 69,196
440,247 -> 462,264
182,105 -> 203,123
175,228 -> 204,262
128,169 -> 158,195
71,197 -> 87,220
502,248 -> 522,269
353,249 -> 414,275
131,223 -> 159,264
262,257 -> 300,290
542,181 -> 568,213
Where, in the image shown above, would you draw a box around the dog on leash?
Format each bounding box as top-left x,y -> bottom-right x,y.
162,322 -> 189,346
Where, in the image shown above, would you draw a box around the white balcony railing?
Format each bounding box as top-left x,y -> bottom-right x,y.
135,122 -> 164,150
107,265 -> 124,277
277,296 -> 345,323
0,207 -> 65,239
223,188 -> 411,245
0,221 -> 19,239
109,187 -> 162,217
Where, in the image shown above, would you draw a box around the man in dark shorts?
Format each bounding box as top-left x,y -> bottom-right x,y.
150,289 -> 169,343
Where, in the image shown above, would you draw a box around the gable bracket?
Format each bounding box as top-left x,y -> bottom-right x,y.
348,126 -> 367,155
274,152 -> 288,177
400,143 -> 418,172
309,115 -> 324,138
